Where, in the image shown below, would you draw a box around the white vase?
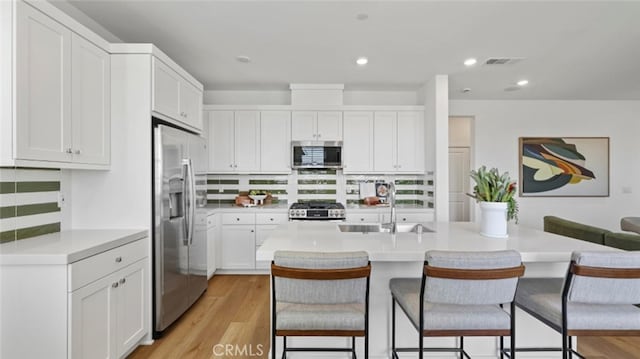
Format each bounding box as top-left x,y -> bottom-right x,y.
479,202 -> 509,238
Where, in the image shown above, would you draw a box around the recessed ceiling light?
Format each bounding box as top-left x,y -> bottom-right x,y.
517,79 -> 529,86
236,55 -> 251,63
356,13 -> 369,21
463,58 -> 477,66
356,57 -> 368,66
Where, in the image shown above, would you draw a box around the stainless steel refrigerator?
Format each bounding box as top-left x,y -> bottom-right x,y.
153,123 -> 208,336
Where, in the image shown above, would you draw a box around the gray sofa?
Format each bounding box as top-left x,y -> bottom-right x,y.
543,216 -> 640,251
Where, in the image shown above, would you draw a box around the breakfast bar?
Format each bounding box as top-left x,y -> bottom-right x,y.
256,221 -> 616,359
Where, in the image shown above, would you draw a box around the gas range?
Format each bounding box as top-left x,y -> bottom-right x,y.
289,202 -> 346,221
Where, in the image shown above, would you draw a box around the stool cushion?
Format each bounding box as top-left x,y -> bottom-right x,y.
275,302 -> 365,331
390,278 -> 511,331
516,278 -> 640,331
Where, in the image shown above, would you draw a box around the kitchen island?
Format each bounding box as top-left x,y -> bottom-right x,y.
257,221 -> 616,359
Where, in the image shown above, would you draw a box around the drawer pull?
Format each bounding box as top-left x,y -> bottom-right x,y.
112,282 -> 119,288
119,278 -> 126,285
270,218 -> 274,221
236,218 -> 240,221
402,218 -> 407,221
115,256 -> 122,263
251,229 -> 254,233
360,218 -> 365,221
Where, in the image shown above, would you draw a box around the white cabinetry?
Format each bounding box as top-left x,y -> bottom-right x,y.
207,111 -> 260,173
345,211 -> 380,223
292,111 -> 342,141
373,111 -> 424,173
347,209 -> 434,224
0,236 -> 149,359
206,213 -> 217,278
152,57 -> 203,131
70,258 -> 147,359
260,111 -> 291,173
221,213 -> 256,269
10,1 -> 110,167
343,111 -> 373,173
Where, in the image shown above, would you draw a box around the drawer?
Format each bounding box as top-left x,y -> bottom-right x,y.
256,213 -> 288,225
394,212 -> 434,223
207,214 -> 217,228
346,212 -> 380,223
69,239 -> 147,292
222,213 -> 255,225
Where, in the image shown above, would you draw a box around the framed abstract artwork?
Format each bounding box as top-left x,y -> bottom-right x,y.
519,137 -> 610,197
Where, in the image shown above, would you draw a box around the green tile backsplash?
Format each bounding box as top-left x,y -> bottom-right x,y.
0,167 -> 62,243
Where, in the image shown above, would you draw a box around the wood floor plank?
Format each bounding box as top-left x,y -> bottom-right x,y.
128,275 -> 639,359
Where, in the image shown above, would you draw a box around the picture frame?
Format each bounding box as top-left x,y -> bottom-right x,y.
519,137 -> 610,197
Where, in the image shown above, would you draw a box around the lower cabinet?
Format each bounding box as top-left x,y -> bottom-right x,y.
70,258 -> 147,359
206,213 -> 217,278
221,224 -> 256,269
219,211 -> 287,271
347,209 -> 435,224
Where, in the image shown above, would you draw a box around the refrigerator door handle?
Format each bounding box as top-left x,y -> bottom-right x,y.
182,159 -> 190,246
186,158 -> 196,245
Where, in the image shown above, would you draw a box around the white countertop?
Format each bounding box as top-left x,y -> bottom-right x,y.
256,221 -> 616,263
0,229 -> 148,265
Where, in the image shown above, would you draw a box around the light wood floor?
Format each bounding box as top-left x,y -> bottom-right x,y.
128,275 -> 639,359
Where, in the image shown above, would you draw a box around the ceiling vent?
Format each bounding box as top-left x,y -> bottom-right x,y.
484,57 -> 524,65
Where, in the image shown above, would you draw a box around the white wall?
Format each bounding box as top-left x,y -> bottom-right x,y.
450,100 -> 640,230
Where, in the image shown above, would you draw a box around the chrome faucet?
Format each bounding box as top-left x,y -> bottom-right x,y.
383,182 -> 397,234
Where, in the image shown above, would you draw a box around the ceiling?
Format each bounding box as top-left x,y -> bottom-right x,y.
61,0 -> 640,100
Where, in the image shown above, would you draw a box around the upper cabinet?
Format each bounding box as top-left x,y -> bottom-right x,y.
152,57 -> 203,131
291,111 -> 342,141
10,1 -> 110,168
343,111 -> 373,173
207,111 -> 260,173
374,111 -> 424,174
260,111 -> 291,173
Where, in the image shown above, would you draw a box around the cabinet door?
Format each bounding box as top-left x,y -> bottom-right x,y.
346,212 -> 380,223
116,259 -> 148,358
152,58 -> 180,120
70,272 -> 117,359
396,111 -> 425,173
373,111 -> 397,173
316,111 -> 343,141
71,33 -> 110,165
16,1 -> 72,162
260,111 -> 291,173
343,111 -> 373,173
208,111 -> 235,172
207,225 -> 217,277
234,111 -> 260,172
179,80 -> 203,131
291,111 -> 316,141
221,225 -> 255,269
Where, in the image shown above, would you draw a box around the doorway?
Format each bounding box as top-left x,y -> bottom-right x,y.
448,116 -> 473,222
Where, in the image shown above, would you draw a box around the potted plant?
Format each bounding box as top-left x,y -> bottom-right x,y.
468,166 -> 518,238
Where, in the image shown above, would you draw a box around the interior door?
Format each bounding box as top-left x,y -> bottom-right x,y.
449,147 -> 471,221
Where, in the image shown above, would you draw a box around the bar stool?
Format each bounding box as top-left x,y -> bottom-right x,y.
389,250 -> 525,359
515,251 -> 640,359
271,250 -> 371,359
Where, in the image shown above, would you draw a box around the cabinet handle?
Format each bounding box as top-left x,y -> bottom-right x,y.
270,218 -> 274,221
234,164 -> 238,168
115,256 -> 122,263
119,278 -> 126,285
360,218 -> 365,221
317,133 -> 321,138
402,218 -> 407,221
229,164 -> 233,168
236,218 -> 240,221
251,229 -> 254,233
66,148 -> 73,154
112,282 -> 119,288
74,149 -> 81,155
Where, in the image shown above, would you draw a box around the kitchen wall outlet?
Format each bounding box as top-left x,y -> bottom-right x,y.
57,192 -> 66,207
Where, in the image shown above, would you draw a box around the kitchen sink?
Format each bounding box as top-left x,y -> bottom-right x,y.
338,223 -> 434,233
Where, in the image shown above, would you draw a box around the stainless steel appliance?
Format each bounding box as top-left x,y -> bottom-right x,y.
289,202 -> 346,220
292,141 -> 342,169
153,122 -> 208,336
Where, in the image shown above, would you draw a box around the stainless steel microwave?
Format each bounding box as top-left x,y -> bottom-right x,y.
291,141 -> 343,169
